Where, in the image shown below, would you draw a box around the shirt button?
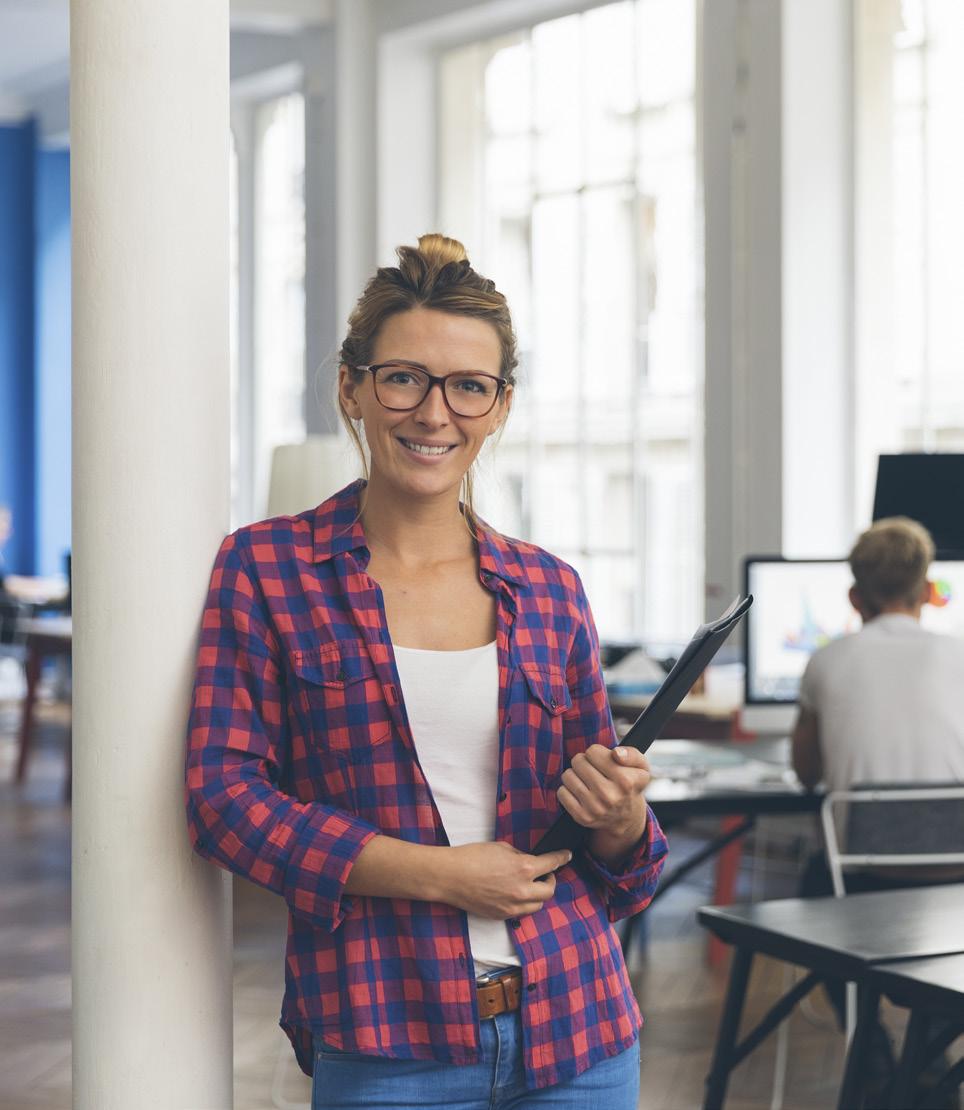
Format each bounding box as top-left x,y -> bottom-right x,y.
509,918 -> 521,929
498,792 -> 507,803
526,983 -> 537,993
458,953 -> 466,966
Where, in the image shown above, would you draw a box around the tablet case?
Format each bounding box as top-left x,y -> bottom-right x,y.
532,595 -> 753,856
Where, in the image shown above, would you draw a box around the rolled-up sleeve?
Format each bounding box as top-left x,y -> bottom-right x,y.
185,532 -> 378,932
563,572 -> 668,921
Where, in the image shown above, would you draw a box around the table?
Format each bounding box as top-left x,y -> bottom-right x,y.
621,739 -> 822,962
2,574 -> 69,610
868,954 -> 964,1108
15,616 -> 72,798
609,689 -> 740,741
697,884 -> 964,1109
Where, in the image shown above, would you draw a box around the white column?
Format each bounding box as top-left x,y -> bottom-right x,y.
335,0 -> 376,326
782,0 -> 855,557
70,2 -> 233,1108
703,0 -> 784,611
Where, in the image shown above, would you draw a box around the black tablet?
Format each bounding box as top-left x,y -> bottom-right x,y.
532,595 -> 753,856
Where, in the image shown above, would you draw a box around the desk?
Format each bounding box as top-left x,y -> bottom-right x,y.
623,740 -> 821,963
609,690 -> 739,740
868,954 -> 964,1108
2,575 -> 69,610
697,885 -> 964,1109
15,616 -> 72,798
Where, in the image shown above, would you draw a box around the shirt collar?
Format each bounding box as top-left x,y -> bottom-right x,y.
311,479 -> 526,590
312,479 -> 369,564
866,612 -> 921,630
474,515 -> 527,589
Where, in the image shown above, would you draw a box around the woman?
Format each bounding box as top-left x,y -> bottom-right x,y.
186,235 -> 667,1109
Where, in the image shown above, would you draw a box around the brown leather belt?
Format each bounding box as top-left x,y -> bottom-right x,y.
476,969 -> 523,1018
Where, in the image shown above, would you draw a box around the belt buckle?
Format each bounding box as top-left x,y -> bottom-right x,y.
476,967 -> 517,987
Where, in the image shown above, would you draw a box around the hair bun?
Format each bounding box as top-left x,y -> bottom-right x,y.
417,233 -> 469,268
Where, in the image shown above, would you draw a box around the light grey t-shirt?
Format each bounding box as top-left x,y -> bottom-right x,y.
798,613 -> 964,792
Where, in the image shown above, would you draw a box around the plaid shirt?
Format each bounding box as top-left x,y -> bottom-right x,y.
185,480 -> 667,1090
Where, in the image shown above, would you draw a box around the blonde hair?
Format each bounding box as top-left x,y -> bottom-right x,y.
848,516 -> 935,614
338,234 -> 517,521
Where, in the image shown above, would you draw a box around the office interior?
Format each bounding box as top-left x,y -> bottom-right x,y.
1,0 -> 963,1107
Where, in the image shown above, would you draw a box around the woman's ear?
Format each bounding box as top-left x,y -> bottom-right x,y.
338,364 -> 362,421
488,384 -> 513,436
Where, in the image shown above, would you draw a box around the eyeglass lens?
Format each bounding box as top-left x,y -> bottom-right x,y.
373,364 -> 501,417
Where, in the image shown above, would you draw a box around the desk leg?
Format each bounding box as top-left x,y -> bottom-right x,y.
15,646 -> 41,784
836,981 -> 880,1110
889,1010 -> 928,1110
709,817 -> 746,967
703,946 -> 753,1110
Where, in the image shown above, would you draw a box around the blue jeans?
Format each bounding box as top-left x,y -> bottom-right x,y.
310,1012 -> 640,1109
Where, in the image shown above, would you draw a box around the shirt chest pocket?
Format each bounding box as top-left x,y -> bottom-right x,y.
520,662 -> 572,788
292,643 -> 394,761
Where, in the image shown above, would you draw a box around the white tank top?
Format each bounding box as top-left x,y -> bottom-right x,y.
392,641 -> 519,975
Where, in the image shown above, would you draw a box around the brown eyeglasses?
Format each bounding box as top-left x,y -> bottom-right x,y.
355,362 -> 507,418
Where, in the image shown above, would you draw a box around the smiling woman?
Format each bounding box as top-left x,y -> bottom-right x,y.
185,233 -> 668,1110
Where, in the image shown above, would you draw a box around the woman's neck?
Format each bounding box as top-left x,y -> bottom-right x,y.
360,474 -> 474,566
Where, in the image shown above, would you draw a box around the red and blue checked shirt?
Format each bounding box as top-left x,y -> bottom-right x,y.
185,480 -> 668,1090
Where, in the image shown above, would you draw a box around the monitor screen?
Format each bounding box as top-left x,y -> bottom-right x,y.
743,557 -> 964,704
873,453 -> 964,552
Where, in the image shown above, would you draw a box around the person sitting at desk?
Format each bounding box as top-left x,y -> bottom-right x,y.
791,516 -> 964,807
791,517 -> 964,1104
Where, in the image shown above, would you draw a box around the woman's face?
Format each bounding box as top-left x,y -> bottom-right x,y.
339,307 -> 511,505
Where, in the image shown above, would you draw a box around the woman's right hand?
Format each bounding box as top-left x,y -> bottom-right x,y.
437,842 -> 572,920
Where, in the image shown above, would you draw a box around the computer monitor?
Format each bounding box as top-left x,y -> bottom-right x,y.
873,453 -> 964,553
742,556 -> 964,729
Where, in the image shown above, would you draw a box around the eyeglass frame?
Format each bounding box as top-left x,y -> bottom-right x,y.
352,361 -> 509,418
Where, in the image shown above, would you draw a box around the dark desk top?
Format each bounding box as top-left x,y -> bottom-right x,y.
869,953 -> 964,1019
646,738 -> 821,820
698,884 -> 964,980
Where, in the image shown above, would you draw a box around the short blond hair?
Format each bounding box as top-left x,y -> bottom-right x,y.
848,517 -> 934,613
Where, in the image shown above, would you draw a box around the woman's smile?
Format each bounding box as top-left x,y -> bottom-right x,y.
396,436 -> 458,460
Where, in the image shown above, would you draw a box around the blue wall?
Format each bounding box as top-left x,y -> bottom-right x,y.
0,121 -> 36,575
0,125 -> 71,580
35,149 -> 71,579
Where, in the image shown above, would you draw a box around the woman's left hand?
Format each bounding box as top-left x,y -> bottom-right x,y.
557,744 -> 651,841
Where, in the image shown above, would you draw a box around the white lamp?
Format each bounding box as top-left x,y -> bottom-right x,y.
266,435 -> 360,517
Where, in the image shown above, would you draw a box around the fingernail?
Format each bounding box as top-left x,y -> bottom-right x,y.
615,747 -> 627,757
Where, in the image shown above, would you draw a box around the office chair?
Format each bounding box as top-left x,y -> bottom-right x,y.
821,784 -> 964,1041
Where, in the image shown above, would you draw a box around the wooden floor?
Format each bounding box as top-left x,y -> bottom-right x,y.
1,694 -> 953,1109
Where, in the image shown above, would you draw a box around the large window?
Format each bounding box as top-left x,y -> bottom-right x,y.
856,0 -> 964,506
440,0 -> 701,642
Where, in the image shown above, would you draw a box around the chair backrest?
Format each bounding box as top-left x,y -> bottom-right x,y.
820,782 -> 964,897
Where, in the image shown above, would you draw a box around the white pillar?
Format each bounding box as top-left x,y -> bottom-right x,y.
703,0 -> 784,611
70,2 -> 233,1107
782,0 -> 855,557
335,0 -> 376,327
